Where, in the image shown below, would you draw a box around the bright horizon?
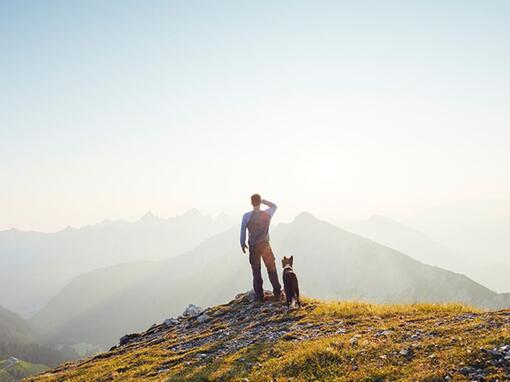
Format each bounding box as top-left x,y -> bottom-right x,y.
1,1 -> 509,232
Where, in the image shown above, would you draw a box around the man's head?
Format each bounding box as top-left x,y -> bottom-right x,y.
251,194 -> 261,207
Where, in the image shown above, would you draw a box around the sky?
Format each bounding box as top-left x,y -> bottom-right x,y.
1,0 -> 509,232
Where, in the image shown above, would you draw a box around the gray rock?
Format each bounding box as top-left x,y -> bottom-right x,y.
164,318 -> 180,326
183,304 -> 204,317
375,330 -> 392,337
399,348 -> 413,358
486,349 -> 503,358
459,366 -> 475,375
119,333 -> 140,346
197,313 -> 210,324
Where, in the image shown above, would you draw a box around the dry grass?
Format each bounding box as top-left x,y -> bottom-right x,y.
26,299 -> 509,382
306,298 -> 479,319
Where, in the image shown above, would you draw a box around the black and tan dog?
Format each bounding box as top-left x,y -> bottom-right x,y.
281,256 -> 301,308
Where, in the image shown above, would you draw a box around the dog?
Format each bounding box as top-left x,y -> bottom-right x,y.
281,256 -> 301,308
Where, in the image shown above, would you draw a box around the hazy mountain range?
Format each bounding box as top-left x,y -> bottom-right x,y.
30,213 -> 510,348
338,215 -> 463,272
0,210 -> 235,316
402,199 -> 510,266
339,207 -> 510,293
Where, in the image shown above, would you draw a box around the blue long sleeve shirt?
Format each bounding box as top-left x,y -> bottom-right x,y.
240,199 -> 277,248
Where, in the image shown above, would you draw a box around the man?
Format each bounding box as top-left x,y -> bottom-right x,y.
240,194 -> 282,302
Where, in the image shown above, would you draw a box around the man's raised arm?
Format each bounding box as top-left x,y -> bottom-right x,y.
262,199 -> 277,217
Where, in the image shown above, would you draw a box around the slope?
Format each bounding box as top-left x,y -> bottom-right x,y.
0,306 -> 75,367
0,357 -> 47,382
27,293 -> 510,382
338,215 -> 463,272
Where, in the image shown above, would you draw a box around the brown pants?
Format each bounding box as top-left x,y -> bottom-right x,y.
249,242 -> 281,299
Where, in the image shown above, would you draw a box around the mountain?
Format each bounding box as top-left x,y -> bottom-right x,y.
0,210 -> 235,316
338,215 -> 464,272
30,213 -> 510,348
0,306 -> 75,368
26,293 -> 510,382
30,261 -> 160,348
402,199 -> 510,266
400,199 -> 510,293
339,214 -> 510,293
0,357 -> 47,382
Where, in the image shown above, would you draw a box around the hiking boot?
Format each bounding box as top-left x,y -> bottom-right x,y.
273,292 -> 283,302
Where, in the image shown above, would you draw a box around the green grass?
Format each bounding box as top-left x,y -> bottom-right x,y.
0,359 -> 48,382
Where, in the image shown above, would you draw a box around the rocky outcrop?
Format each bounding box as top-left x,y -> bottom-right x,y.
28,292 -> 510,382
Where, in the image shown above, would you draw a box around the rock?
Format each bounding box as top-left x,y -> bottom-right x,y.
486,349 -> 504,358
164,318 -> 180,326
282,333 -> 298,341
349,337 -> 359,346
183,304 -> 204,317
375,330 -> 392,337
399,348 -> 413,358
119,333 -> 140,346
197,313 -> 210,324
459,366 -> 475,375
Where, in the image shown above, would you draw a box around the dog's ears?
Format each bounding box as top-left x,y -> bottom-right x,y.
283,256 -> 287,260
290,255 -> 294,261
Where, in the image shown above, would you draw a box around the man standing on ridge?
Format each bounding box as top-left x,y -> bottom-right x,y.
240,194 -> 282,302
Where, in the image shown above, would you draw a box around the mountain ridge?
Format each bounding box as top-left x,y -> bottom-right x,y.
30,212 -> 510,349
0,210 -> 235,316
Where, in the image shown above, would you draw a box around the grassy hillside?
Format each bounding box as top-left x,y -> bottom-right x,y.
0,358 -> 47,382
28,293 -> 510,381
0,306 -> 76,367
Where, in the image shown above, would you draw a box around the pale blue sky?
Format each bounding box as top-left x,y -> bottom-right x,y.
1,1 -> 509,231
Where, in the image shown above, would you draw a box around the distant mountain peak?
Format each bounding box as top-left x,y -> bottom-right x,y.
140,211 -> 159,222
293,211 -> 319,222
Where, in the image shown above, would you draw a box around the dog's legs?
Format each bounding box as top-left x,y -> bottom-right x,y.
296,286 -> 301,308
